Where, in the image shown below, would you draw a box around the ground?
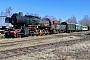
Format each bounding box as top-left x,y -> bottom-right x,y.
6,39 -> 90,60
0,31 -> 90,60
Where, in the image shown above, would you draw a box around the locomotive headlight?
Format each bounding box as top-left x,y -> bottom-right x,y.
37,26 -> 38,28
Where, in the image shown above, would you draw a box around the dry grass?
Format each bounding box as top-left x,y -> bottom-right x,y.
0,31 -> 90,60
4,36 -> 90,60
0,36 -> 81,51
53,40 -> 90,60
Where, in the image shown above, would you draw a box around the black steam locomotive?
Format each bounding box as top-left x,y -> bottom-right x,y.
5,12 -> 58,38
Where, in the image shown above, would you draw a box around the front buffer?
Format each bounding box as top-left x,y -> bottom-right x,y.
5,29 -> 21,38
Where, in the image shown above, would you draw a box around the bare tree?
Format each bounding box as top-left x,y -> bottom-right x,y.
5,6 -> 12,17
0,6 -> 12,26
44,15 -> 56,20
1,12 -> 4,16
71,16 -> 77,23
66,15 -> 77,24
79,15 -> 90,30
0,12 -> 5,21
25,12 -> 29,15
33,13 -> 39,16
44,15 -> 50,18
66,18 -> 71,23
30,13 -> 34,16
50,16 -> 56,19
59,18 -> 62,23
79,15 -> 90,25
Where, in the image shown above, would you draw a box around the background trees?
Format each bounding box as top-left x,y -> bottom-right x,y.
44,15 -> 56,19
5,7 -> 12,17
66,15 -> 77,24
0,7 -> 12,26
79,15 -> 90,30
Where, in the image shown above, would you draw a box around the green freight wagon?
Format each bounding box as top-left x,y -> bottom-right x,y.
75,24 -> 82,31
66,23 -> 76,32
61,22 -> 76,33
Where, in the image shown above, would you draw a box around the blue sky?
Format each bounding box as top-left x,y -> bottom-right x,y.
0,0 -> 90,23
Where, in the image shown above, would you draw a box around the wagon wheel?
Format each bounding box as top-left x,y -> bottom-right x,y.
16,33 -> 22,38
46,30 -> 50,35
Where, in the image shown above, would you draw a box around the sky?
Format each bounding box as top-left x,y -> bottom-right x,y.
0,0 -> 90,25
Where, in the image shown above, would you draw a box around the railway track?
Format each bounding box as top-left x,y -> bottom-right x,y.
0,35 -> 82,51
0,34 -> 86,50
0,36 -> 55,47
0,38 -> 88,59
0,32 -> 86,48
0,32 -> 83,42
0,34 -> 78,47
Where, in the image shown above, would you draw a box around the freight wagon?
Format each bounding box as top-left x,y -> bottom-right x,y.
75,24 -> 82,32
56,22 -> 89,33
60,22 -> 76,33
82,26 -> 88,31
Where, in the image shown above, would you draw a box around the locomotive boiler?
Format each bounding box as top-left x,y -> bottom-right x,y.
4,12 -> 57,38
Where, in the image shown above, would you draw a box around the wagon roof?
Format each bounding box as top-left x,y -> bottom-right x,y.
61,22 -> 76,25
67,22 -> 76,24
75,24 -> 81,26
